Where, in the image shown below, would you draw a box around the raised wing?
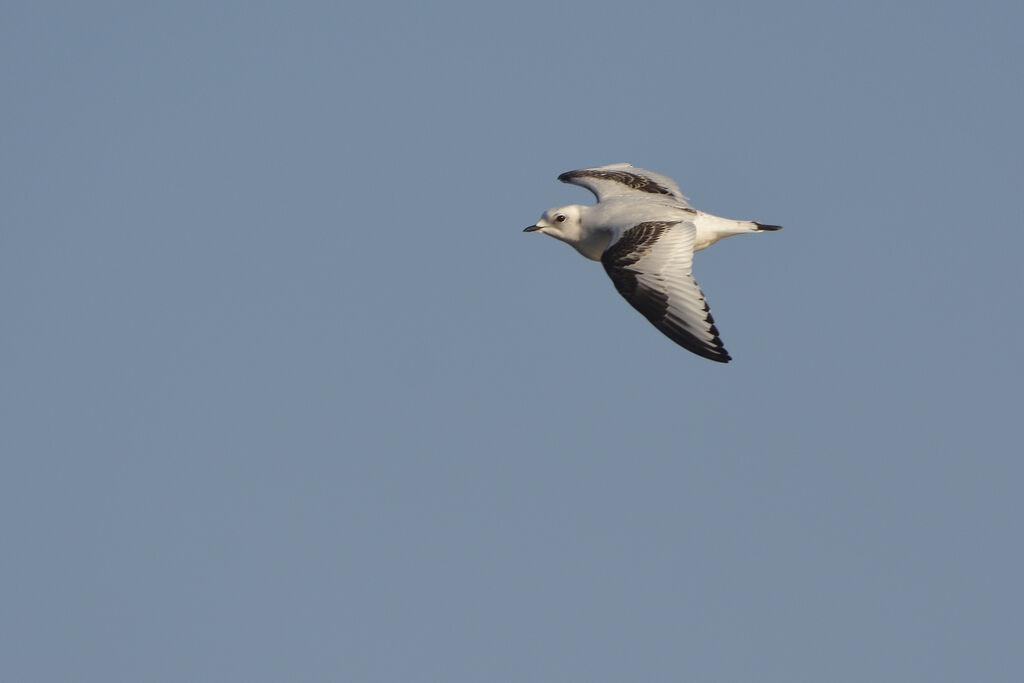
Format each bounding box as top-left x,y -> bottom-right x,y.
559,163 -> 691,206
601,221 -> 730,362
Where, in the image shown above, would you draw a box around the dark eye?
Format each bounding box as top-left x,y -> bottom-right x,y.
556,214 -> 566,223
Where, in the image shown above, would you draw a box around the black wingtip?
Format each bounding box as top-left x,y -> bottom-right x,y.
754,223 -> 783,231
557,171 -> 574,183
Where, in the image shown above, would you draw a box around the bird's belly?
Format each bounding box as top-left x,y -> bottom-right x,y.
693,229 -> 717,252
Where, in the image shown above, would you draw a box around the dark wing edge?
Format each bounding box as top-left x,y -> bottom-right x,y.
601,222 -> 731,363
559,168 -> 673,196
557,165 -> 689,204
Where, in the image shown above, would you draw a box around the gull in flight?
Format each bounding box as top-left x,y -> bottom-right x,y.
525,163 -> 781,363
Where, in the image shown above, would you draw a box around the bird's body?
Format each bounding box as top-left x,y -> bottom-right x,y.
525,163 -> 781,363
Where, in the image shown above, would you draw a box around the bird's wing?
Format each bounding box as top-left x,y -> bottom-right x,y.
601,220 -> 730,362
559,163 -> 691,206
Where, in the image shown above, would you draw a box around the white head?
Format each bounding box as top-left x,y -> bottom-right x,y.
523,204 -> 585,245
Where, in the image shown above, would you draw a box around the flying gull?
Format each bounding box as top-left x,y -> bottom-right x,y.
524,163 -> 781,363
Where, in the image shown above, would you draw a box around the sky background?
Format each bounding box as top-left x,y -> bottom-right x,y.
3,1 -> 1023,681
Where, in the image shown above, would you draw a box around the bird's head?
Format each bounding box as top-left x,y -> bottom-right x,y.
523,205 -> 585,245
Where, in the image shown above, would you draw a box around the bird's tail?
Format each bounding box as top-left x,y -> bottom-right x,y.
693,215 -> 782,251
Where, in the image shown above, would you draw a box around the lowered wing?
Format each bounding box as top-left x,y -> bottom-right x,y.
601,220 -> 730,362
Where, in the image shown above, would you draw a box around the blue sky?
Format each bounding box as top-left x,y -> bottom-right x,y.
3,1 -> 1023,681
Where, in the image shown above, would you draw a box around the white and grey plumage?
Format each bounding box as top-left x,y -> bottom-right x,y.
524,163 -> 781,363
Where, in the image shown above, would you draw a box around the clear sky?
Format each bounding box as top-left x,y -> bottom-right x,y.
3,1 -> 1023,681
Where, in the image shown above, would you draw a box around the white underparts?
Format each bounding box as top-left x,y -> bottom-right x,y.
692,214 -> 761,252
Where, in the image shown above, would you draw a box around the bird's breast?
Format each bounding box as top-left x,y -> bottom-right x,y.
572,229 -> 613,261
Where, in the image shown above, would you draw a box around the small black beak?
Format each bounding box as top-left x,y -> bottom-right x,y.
523,225 -> 542,232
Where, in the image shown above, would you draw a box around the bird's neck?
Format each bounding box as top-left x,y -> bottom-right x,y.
567,226 -> 612,261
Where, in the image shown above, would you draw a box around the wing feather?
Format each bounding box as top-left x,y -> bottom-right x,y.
601,221 -> 730,362
559,163 -> 691,206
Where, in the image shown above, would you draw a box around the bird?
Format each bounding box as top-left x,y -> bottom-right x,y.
524,163 -> 781,363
